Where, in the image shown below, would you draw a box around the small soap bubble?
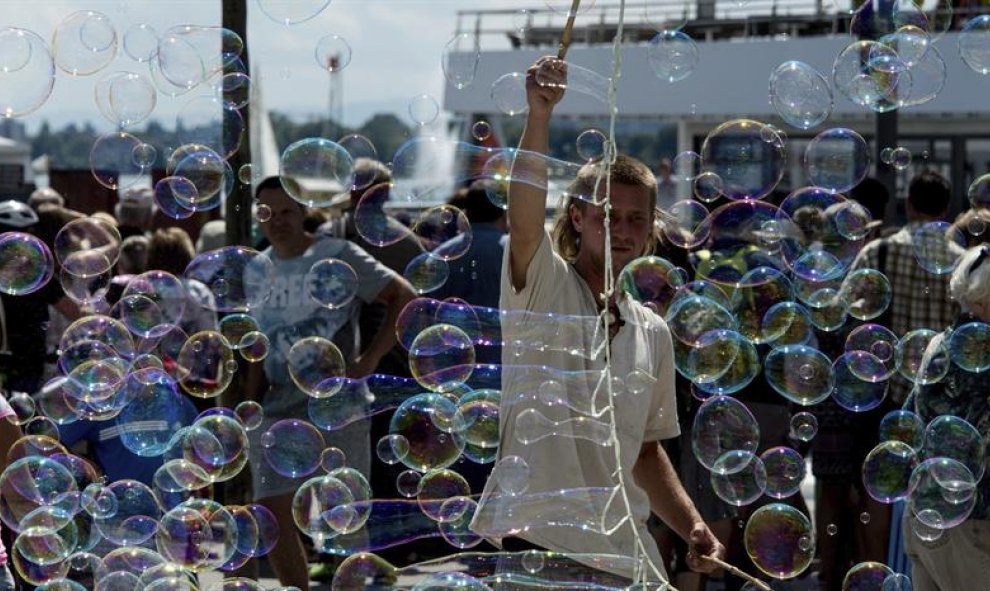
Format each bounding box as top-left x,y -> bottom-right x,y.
408,94 -> 440,126
790,412 -> 819,442
576,128 -> 607,162
234,400 -> 264,430
471,120 -> 492,142
396,469 -> 422,498
826,523 -> 838,536
860,511 -> 872,524
891,146 -> 911,170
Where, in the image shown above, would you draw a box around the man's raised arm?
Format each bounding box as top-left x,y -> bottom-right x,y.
507,57 -> 566,291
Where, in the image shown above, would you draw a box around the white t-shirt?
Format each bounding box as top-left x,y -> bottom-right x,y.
472,231 -> 679,580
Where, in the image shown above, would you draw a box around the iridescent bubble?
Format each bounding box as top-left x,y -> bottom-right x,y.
256,0 -> 331,24
314,33 -> 351,72
879,25 -> 931,69
681,328 -> 747,386
839,268 -> 891,321
93,480 -> 161,546
908,458 -> 977,529
459,390 -> 500,464
831,352 -> 889,412
879,410 -> 925,449
390,393 -> 465,472
844,323 -> 900,382
844,562 -> 894,591
408,94 -> 440,126
701,119 -> 785,200
968,174 -> 990,210
948,321 -> 990,372
234,400 -> 263,431
291,475 -> 353,540
710,451 -> 766,506
661,200 -> 711,250
863,440 -> 918,503
769,60 -> 833,129
692,171 -> 724,203
923,415 -> 985,481
911,221 -> 965,275
319,446 -> 346,473
123,23 -> 158,62
176,330 -> 236,399
689,332 -> 760,397
417,469 -> 470,521
804,128 -> 871,193
729,266 -> 793,343
619,256 -> 685,316
761,301 -> 814,346
832,40 -> 903,110
897,328 -> 949,385
409,324 -> 475,393
744,503 -> 815,579
219,71 -> 251,110
692,396 -> 760,471
304,258 -> 358,310
353,183 -> 413,247
672,150 -> 702,181
176,95 -> 243,159
279,138 -> 354,208
116,367 -> 195,456
648,30 -> 699,82
262,419 -> 325,478
153,176 -> 196,220
471,120 -> 492,142
376,434 -> 410,465
95,71 -> 157,129
0,233 -> 53,296
165,144 -> 228,205
789,412 -> 818,442
287,336 -> 345,398
414,205 -> 472,261
238,331 -> 269,362
911,510 -> 944,542
490,72 -> 527,116
397,469 -> 423,497
890,146 -> 911,170
184,245 -> 274,313
90,132 -> 149,190
764,345 -> 834,406
959,15 -> 990,75
761,446 -> 806,499
52,11 -> 117,76
575,128 -> 607,162
0,28 -> 55,117
442,32 -> 480,90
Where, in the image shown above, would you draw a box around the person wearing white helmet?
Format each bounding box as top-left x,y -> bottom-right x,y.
0,199 -> 81,393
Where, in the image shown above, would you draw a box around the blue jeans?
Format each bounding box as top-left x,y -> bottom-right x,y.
0,564 -> 15,591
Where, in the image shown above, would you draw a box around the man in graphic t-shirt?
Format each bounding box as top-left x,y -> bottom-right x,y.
245,177 -> 415,589
471,57 -> 725,585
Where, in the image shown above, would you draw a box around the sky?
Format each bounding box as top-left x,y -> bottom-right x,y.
1,0 -> 538,133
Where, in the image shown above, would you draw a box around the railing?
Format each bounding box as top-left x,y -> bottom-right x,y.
454,0 -> 977,49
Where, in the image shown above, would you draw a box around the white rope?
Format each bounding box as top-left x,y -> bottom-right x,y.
596,2 -> 675,587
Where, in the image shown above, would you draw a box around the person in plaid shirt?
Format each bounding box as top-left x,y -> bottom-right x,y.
846,170 -> 961,404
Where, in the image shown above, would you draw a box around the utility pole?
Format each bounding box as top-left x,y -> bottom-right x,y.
224,0 -> 253,247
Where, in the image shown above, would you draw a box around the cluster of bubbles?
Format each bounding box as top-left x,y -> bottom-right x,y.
1,0 -> 990,589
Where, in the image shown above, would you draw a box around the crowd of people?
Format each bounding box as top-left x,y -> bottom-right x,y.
0,62 -> 988,591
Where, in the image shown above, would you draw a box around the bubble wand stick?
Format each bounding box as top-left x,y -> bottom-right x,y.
699,555 -> 773,591
556,0 -> 582,60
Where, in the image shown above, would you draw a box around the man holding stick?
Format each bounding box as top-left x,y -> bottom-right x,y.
472,56 -> 725,586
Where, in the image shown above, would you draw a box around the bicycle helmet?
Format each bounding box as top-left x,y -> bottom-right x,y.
0,200 -> 38,229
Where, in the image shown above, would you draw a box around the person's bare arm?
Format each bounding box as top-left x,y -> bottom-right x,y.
632,440 -> 725,573
349,276 -> 416,377
508,57 -> 566,291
